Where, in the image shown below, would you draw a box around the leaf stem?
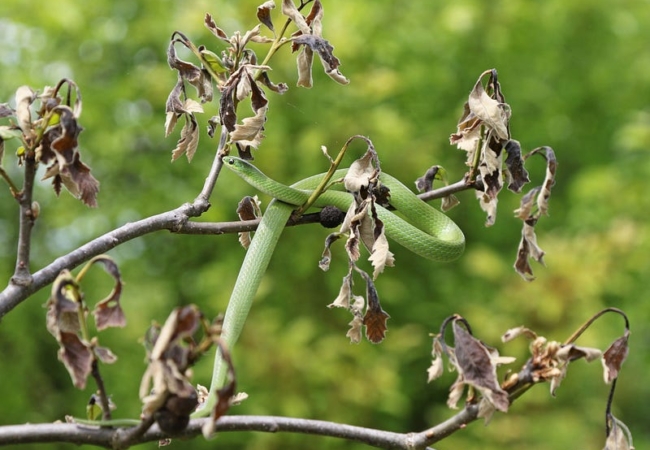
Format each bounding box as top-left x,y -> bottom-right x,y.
563,307 -> 630,345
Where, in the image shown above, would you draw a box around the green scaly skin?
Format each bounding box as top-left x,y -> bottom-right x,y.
199,157 -> 465,415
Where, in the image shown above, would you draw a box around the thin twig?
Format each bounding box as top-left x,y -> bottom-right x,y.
90,360 -> 112,422
11,154 -> 37,287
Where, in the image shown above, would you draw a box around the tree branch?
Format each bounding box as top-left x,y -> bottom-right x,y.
0,408 -> 482,449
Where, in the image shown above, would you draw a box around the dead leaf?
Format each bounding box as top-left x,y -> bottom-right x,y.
204,14 -> 230,42
328,273 -> 353,308
236,195 -> 261,249
171,115 -> 200,162
58,332 -> 94,389
257,1 -> 276,31
359,270 -> 390,343
605,414 -> 634,450
89,255 -> 126,330
452,320 -> 509,412
602,330 -> 630,384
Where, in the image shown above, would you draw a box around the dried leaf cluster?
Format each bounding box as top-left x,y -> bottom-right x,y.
140,305 -> 233,436
164,0 -> 347,162
428,309 -> 633,447
45,256 -> 124,397
429,316 -> 514,423
0,79 -> 99,206
322,142 -> 393,344
450,70 -> 556,280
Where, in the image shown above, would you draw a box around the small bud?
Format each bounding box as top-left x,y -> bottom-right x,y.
31,201 -> 40,219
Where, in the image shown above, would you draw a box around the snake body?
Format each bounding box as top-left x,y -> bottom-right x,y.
207,157 -> 464,398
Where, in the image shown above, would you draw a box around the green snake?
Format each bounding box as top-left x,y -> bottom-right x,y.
203,156 -> 464,411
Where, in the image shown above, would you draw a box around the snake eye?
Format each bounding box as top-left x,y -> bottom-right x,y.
227,157 -> 235,165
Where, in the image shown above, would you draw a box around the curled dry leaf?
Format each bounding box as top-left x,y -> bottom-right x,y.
513,146 -> 556,280
328,273 -> 353,309
167,36 -> 213,103
204,14 -> 230,42
293,35 -> 349,86
141,305 -> 224,434
340,151 -> 394,277
15,85 -> 36,140
283,0 -> 348,87
257,0 -> 276,32
452,320 -> 510,412
38,104 -> 99,207
88,255 -> 126,331
604,414 -> 634,450
602,330 -> 630,384
517,333 -> 602,396
427,335 -> 445,382
451,70 -> 511,227
46,271 -> 92,389
236,195 -> 262,249
171,115 -> 200,162
230,105 -> 268,149
359,270 -> 390,344
504,140 -> 530,193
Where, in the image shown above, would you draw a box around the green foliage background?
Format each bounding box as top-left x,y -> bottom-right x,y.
1,0 -> 649,449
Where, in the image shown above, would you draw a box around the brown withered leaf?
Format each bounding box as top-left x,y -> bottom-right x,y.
548,343 -> 602,396
89,255 -> 126,330
259,71 -> 289,94
453,321 -> 509,412
359,270 -> 390,343
293,35 -> 348,85
167,39 -> 202,90
171,115 -> 200,162
59,332 -> 94,389
141,306 -> 204,420
525,146 -> 556,217
296,46 -> 314,88
602,330 -> 630,384
39,106 -> 99,207
450,102 -> 481,152
46,270 -> 82,338
605,414 -> 634,450
257,1 -> 276,31
501,326 -> 537,342
204,14 -> 230,42
230,105 -> 267,148
467,77 -> 509,142
513,146 -> 556,279
93,343 -> 117,364
504,140 -> 530,193
236,195 -> 261,249
514,221 -> 545,281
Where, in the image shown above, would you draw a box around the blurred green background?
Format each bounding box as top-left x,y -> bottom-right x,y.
1,0 -> 649,449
